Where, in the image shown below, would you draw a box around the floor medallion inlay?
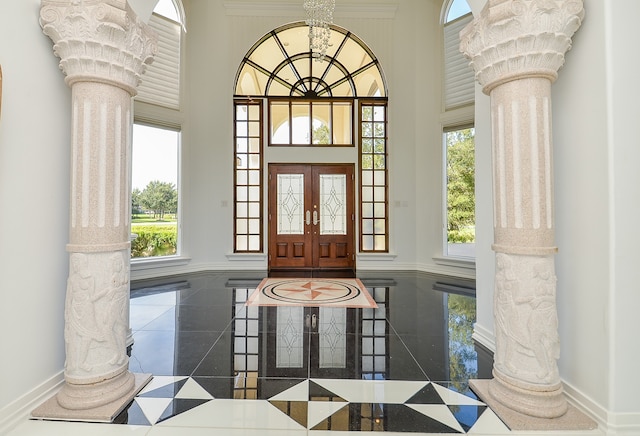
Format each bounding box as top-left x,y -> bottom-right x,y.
247,278 -> 378,308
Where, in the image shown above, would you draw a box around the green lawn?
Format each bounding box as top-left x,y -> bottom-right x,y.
131,214 -> 177,224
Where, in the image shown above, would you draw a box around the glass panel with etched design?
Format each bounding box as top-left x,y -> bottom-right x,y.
276,306 -> 305,368
319,174 -> 347,235
318,308 -> 347,368
277,174 -> 305,235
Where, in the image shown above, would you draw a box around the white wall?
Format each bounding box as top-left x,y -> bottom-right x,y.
551,0 -> 640,427
553,0 -> 612,414
412,0 -> 448,271
0,0 -> 70,426
472,87 -> 495,345
606,0 -> 640,418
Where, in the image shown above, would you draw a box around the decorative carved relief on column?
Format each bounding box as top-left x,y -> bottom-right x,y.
494,253 -> 560,385
63,251 -> 130,380
460,0 -> 585,422
33,0 -> 156,421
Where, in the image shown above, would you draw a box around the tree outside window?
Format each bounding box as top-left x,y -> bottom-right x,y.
445,128 -> 475,257
131,124 -> 179,258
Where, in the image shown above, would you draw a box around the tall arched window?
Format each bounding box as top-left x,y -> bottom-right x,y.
233,22 -> 389,254
131,0 -> 185,260
441,0 -> 476,260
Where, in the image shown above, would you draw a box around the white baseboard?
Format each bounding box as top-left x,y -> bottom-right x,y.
603,413 -> 640,435
356,262 -> 415,271
563,380 -> 640,436
131,258 -> 479,281
562,380 -> 608,431
130,260 -> 249,281
0,371 -> 63,435
472,323 -> 496,352
414,262 -> 477,279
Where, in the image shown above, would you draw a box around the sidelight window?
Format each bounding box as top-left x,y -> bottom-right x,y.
360,102 -> 388,252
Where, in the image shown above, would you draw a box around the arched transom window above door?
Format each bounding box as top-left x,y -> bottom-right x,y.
235,22 -> 386,98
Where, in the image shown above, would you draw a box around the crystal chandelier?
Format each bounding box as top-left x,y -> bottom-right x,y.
304,0 -> 335,62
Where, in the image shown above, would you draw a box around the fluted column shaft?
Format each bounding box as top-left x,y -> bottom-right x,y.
491,78 -> 555,254
461,0 -> 584,419
38,0 -> 155,414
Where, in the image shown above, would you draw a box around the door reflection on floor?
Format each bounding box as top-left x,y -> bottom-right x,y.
232,286 -> 389,382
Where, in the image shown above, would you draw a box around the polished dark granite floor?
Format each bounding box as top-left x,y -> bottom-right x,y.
111,270 -> 501,433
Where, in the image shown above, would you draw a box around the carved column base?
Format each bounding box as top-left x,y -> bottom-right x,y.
32,372 -> 151,423
489,370 -> 568,418
57,369 -> 134,410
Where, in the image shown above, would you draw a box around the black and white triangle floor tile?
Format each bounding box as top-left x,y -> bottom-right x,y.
118,376 -> 510,433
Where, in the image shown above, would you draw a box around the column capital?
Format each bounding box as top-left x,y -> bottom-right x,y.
460,0 -> 584,93
40,0 -> 156,94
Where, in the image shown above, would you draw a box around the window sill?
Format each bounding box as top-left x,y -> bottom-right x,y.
433,255 -> 475,270
131,255 -> 192,271
357,253 -> 398,261
226,253 -> 268,262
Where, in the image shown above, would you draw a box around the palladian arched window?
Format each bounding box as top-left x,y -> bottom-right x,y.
233,22 -> 389,255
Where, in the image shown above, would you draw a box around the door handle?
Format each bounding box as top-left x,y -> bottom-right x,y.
311,313 -> 317,329
306,210 -> 311,226
313,210 -> 319,226
305,313 -> 311,328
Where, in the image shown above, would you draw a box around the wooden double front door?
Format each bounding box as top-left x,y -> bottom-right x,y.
268,164 -> 355,271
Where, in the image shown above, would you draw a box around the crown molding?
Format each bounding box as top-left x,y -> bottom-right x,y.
224,2 -> 397,19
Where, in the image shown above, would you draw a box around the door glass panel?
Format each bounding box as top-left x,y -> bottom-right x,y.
319,174 -> 347,235
277,174 -> 305,235
318,308 -> 347,368
276,306 -> 305,368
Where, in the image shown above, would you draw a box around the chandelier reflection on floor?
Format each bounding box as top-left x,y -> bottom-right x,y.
304,0 -> 335,61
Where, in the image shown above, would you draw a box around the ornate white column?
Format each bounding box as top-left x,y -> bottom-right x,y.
33,0 -> 156,421
461,0 -> 584,419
